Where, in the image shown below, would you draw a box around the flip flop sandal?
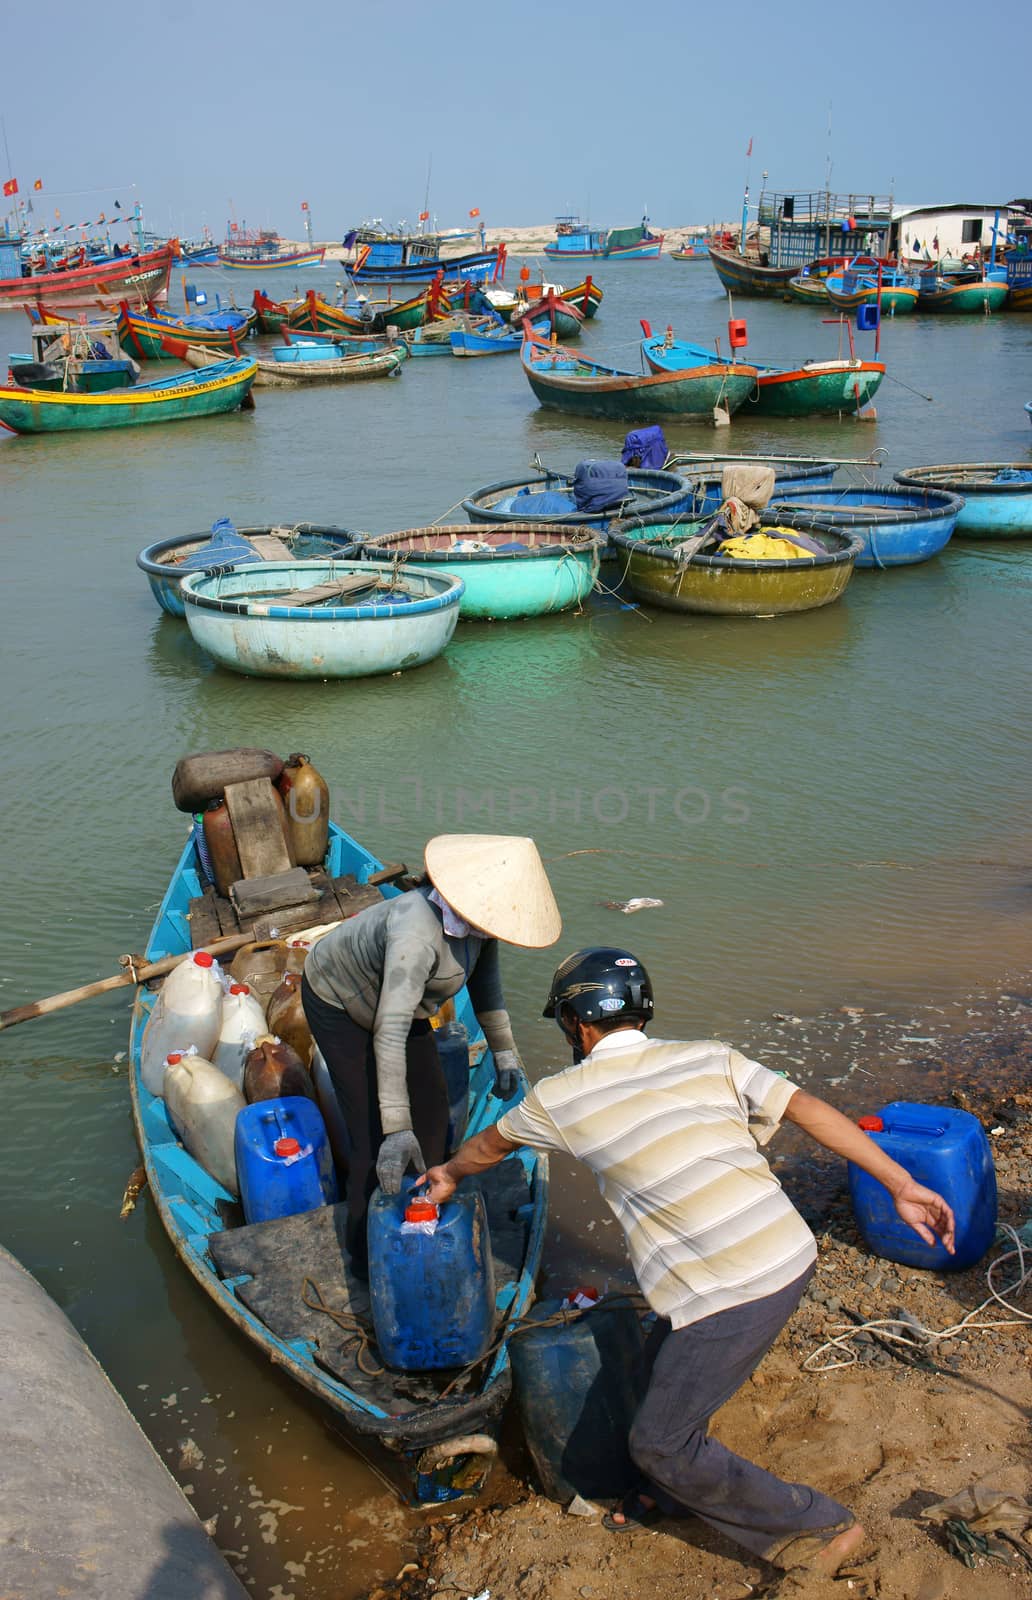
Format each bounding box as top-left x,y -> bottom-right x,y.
602,1493 -> 662,1534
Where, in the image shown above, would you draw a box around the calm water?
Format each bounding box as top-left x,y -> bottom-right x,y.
2,257 -> 1031,1596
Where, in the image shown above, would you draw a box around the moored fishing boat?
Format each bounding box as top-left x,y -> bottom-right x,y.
181,559 -> 464,677
218,243 -> 326,270
824,265 -> 919,315
894,463 -> 1032,537
915,270 -> 1009,314
358,525 -> 601,619
461,466 -> 695,528
0,235 -> 177,311
137,523 -> 360,616
0,356 -> 257,434
783,256 -> 885,306
543,216 -> 663,261
130,797 -> 546,1501
484,277 -> 602,323
348,234 -> 503,285
671,235 -> 710,261
117,300 -> 256,359
286,287 -> 443,336
609,516 -> 861,614
251,345 -> 405,385
450,320 -> 521,357
521,330 -> 751,421
767,485 -> 962,566
639,333 -> 759,416
252,289 -> 301,334
707,242 -> 799,298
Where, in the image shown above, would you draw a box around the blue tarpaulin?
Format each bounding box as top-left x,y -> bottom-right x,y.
178,518 -> 260,572
572,460 -> 629,513
621,427 -> 668,469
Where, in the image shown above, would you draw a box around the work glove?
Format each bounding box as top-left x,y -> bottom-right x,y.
492,1049 -> 523,1102
376,1130 -> 426,1195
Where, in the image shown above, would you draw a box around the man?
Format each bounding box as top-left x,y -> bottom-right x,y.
420,947 -> 955,1577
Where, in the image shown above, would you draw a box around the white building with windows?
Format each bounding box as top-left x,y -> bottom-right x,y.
888,202 -> 1020,264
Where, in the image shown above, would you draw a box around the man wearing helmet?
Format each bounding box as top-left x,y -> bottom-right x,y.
421,947 -> 955,1579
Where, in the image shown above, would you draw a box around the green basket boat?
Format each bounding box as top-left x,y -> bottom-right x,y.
358,524 -> 602,620
608,515 -> 861,616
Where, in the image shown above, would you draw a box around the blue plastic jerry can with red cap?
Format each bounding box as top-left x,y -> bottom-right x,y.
234,1096 -> 337,1225
848,1101 -> 997,1271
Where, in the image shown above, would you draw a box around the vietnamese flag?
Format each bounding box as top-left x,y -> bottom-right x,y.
33,178 -> 42,191
300,200 -> 309,211
469,207 -> 480,218
2,178 -> 18,198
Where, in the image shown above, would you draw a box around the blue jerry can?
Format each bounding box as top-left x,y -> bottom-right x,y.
367,1186 -> 495,1370
848,1101 -> 997,1271
509,1298 -> 648,1504
234,1096 -> 337,1225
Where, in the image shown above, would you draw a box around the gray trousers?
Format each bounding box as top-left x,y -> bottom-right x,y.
628,1268 -> 851,1563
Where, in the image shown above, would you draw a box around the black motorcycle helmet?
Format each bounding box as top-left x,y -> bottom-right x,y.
542,947 -> 655,1025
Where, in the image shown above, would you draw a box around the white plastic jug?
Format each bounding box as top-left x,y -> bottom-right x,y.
140,951 -> 224,1097
164,1052 -> 245,1195
213,984 -> 268,1087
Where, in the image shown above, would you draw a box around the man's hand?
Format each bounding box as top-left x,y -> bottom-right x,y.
418,1164 -> 458,1205
892,1177 -> 956,1253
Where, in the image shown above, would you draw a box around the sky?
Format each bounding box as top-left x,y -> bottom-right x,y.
2,0 -> 1028,241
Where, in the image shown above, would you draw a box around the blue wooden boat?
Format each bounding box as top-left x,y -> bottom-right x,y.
350,235 -> 502,285
130,813 -> 548,1503
181,559 -> 464,677
894,463 -> 1032,538
461,466 -> 696,529
0,357 -> 257,434
137,524 -> 359,617
543,216 -> 664,261
639,334 -> 758,416
521,331 -> 744,421
359,525 -> 602,619
665,454 -> 837,516
450,322 -> 522,357
767,484 -> 963,567
824,265 -> 919,315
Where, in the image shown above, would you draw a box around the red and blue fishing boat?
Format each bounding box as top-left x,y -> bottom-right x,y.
348,231 -> 504,285
0,233 -> 176,312
543,216 -> 663,261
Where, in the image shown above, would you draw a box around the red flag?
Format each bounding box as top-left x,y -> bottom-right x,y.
300,200 -> 309,211
2,178 -> 18,198
469,207 -> 480,218
418,211 -> 430,221
746,138 -> 753,158
33,178 -> 42,191
229,221 -> 238,232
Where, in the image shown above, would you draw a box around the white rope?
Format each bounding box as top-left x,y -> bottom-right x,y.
803,1224 -> 1032,1373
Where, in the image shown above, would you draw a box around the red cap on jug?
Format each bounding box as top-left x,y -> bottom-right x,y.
193,951 -> 214,968
274,1137 -> 301,1158
405,1199 -> 438,1223
858,1115 -> 884,1132
165,1053 -> 183,1065
229,983 -> 250,995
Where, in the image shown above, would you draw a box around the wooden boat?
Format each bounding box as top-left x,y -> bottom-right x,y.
559,278 -> 602,319
643,333 -> 883,419
9,317 -> 140,393
117,301 -> 256,359
252,346 -> 404,386
218,244 -> 326,270
252,289 -> 300,334
707,243 -> 799,298
137,524 -> 359,616
543,217 -> 663,261
130,813 -> 546,1502
521,330 -> 751,421
664,455 -> 837,517
915,270 -> 1009,314
0,357 -> 257,435
272,332 -> 406,360
0,238 -> 176,312
894,463 -> 1032,538
286,287 -> 442,337
349,235 -> 503,285
462,467 -> 696,528
639,335 -> 758,416
403,320 -> 466,356
671,236 -> 710,261
783,256 -> 886,306
767,484 -> 962,567
450,321 -> 521,357
181,559 -> 464,677
824,267 -> 919,316
608,516 -> 861,614
359,525 -> 602,619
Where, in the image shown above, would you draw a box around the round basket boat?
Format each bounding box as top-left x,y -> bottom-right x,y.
137,524 -> 358,617
894,463 -> 1032,538
359,525 -> 601,620
461,467 -> 695,529
766,484 -> 963,567
608,515 -> 861,616
180,559 -> 463,678
667,458 -> 836,518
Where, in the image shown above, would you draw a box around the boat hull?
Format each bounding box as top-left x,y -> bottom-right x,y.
0,359 -> 257,434
360,525 -> 601,619
708,244 -> 799,297
218,247 -> 326,270
181,559 -> 463,677
287,290 -> 434,336
768,486 -> 961,566
750,361 -> 884,417
824,284 -> 918,315
351,249 -> 498,284
462,469 -> 696,528
894,464 -> 1032,537
610,519 -> 860,614
916,280 -> 1009,314
0,241 -> 176,310
138,525 -> 359,616
523,338 -> 756,421
253,348 -> 404,384
119,306 -> 256,360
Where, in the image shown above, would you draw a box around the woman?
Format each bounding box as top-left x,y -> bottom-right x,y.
301,832 -> 561,1270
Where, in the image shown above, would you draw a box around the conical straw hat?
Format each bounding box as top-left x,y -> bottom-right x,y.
424,834 -> 561,948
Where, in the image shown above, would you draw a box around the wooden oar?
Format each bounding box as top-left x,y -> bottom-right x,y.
0,863 -> 407,1033
668,448 -> 887,469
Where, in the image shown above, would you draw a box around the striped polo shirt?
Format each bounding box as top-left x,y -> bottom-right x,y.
495,1030 -> 816,1328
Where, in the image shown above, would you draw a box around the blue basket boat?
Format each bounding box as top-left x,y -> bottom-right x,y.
180,559 -> 464,678
130,816 -> 548,1503
767,484 -> 963,567
461,467 -> 695,530
137,524 -> 360,617
359,525 -> 602,620
665,455 -> 837,517
894,463 -> 1032,538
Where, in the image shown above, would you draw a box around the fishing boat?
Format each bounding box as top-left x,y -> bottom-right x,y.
253,345 -> 404,386
543,216 -> 663,261
521,330 -> 751,422
671,235 -> 710,261
783,256 -> 883,305
117,301 -> 256,359
450,321 -> 521,357
914,268 -> 1009,314
0,357 -> 257,435
181,559 -> 463,677
710,189 -> 895,299
273,331 -> 405,359
824,265 -> 919,316
137,524 -> 359,616
894,464 -> 1032,538
767,484 -> 962,567
642,332 -> 883,419
349,234 -> 503,286
639,334 -> 758,417
403,320 -> 467,356
608,516 -> 861,615
218,234 -> 326,270
0,234 -> 177,312
707,242 -> 800,298
664,455 -> 838,517
483,277 -> 601,323
8,317 -> 140,393
129,805 -> 546,1502
251,289 -> 300,334
461,466 -> 695,528
286,287 -> 442,337
359,525 -> 601,619
1004,251 -> 1032,311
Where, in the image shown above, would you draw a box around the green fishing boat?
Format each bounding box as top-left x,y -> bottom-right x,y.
0,358 -> 257,434
915,273 -> 1009,314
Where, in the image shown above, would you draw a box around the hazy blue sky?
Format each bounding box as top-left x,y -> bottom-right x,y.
2,0 -> 1027,240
